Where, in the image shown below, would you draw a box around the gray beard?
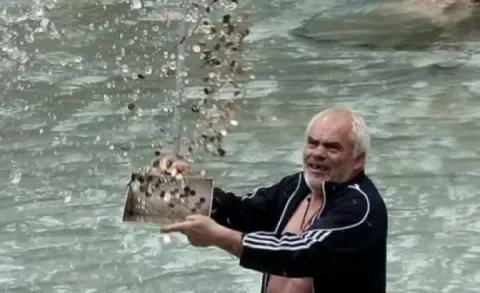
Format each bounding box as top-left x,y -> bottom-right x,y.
305,173 -> 324,193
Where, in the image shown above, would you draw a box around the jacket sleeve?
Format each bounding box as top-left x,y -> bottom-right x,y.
238,185 -> 383,277
210,174 -> 298,233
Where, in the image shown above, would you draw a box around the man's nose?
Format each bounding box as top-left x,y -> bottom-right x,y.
312,145 -> 327,160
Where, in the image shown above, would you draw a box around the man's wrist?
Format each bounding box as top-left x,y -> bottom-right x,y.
214,225 -> 244,257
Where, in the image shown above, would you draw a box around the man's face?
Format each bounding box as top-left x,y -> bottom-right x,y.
303,112 -> 364,192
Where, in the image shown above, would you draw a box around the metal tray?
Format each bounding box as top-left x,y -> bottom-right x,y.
122,168 -> 214,227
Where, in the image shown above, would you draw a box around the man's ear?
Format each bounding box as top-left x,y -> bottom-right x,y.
353,152 -> 365,172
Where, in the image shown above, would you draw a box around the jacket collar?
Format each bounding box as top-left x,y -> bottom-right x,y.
300,170 -> 366,197
275,170 -> 367,234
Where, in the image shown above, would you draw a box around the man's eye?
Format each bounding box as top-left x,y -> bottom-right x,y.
325,143 -> 341,151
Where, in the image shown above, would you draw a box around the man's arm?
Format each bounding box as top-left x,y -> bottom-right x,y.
215,227 -> 243,257
215,187 -> 386,278
209,173 -> 300,233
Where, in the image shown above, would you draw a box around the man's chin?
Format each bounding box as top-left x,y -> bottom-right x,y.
306,172 -> 329,182
305,175 -> 326,192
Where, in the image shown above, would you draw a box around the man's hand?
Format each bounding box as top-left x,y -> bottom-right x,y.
161,215 -> 224,247
158,155 -> 192,175
161,215 -> 244,256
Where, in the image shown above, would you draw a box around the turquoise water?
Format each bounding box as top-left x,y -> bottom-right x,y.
0,0 -> 479,292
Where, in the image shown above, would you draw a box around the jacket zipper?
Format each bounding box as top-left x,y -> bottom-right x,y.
261,177 -> 328,293
261,173 -> 303,293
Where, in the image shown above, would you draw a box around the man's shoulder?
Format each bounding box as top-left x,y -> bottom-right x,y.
241,172 -> 303,197
347,175 -> 388,229
272,171 -> 306,191
324,174 -> 387,224
333,173 -> 384,203
277,171 -> 303,184
319,175 -> 388,242
355,174 -> 387,209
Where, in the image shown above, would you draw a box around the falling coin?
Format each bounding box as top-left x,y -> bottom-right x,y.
192,45 -> 201,53
164,191 -> 172,202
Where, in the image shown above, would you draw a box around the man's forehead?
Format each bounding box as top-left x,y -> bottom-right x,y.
308,113 -> 352,141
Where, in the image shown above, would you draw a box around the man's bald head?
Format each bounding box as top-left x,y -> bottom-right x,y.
302,108 -> 370,189
305,108 -> 370,158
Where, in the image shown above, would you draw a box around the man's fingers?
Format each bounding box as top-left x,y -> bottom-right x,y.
172,161 -> 192,175
161,216 -> 198,233
161,221 -> 191,233
185,214 -> 202,221
158,156 -> 192,175
159,156 -> 175,172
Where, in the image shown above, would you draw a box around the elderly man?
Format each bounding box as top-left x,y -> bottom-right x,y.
161,108 -> 388,293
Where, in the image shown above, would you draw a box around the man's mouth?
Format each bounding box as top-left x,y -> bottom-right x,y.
308,164 -> 330,173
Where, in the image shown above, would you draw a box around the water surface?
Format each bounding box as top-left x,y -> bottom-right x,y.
0,0 -> 479,292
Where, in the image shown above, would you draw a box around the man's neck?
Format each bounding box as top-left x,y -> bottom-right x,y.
310,191 -> 323,204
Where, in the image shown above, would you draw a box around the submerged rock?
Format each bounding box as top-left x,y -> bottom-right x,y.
291,0 -> 480,50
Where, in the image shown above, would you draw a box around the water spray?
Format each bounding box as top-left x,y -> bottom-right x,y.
122,0 -> 251,245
